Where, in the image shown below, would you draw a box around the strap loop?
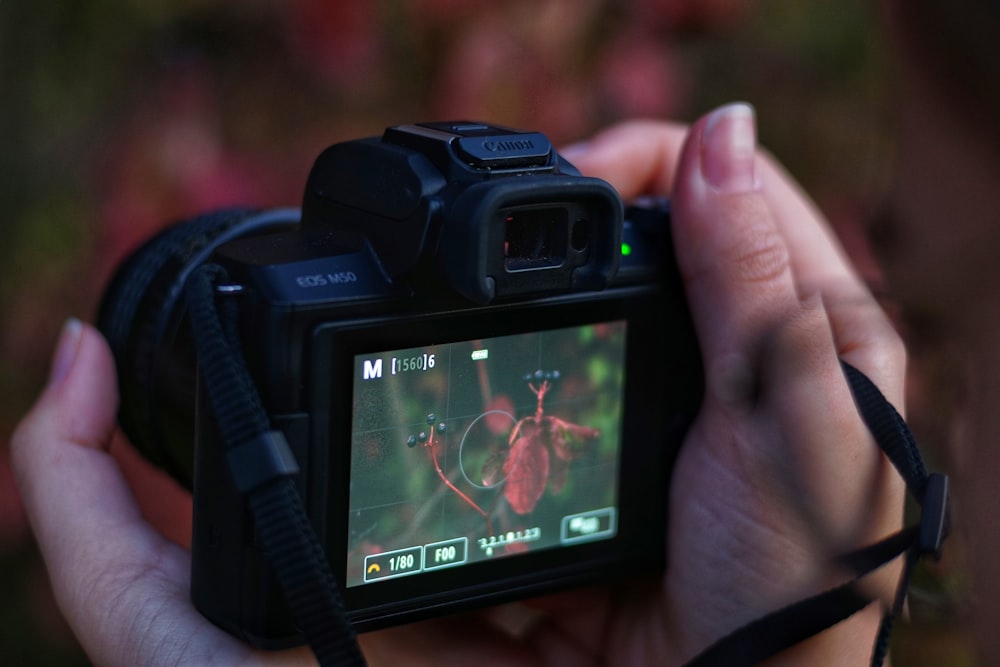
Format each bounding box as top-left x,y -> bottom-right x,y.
225,431 -> 300,494
185,263 -> 366,667
918,472 -> 949,560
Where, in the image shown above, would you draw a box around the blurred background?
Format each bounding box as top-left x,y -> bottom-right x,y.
0,0 -> 974,664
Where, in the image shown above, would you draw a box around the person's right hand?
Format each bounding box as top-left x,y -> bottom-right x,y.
551,104 -> 907,663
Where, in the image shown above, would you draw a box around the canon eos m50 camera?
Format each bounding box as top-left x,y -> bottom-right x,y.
98,122 -> 702,647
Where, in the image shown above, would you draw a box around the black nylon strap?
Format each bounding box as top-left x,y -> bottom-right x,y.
841,362 -> 929,496
684,583 -> 872,666
225,431 -> 300,494
838,526 -> 917,576
685,361 -> 949,667
841,361 -> 950,667
185,263 -> 366,666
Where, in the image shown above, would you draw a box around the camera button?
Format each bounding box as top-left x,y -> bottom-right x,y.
363,546 -> 423,583
423,538 -> 468,571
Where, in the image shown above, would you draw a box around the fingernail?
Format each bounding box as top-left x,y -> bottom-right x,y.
701,102 -> 758,193
50,318 -> 83,385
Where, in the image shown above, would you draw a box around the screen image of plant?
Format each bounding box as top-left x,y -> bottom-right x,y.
347,321 -> 626,585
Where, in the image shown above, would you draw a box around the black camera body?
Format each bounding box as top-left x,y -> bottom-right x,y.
98,122 -> 702,647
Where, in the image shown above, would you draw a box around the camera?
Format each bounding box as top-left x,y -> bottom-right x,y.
97,121 -> 702,647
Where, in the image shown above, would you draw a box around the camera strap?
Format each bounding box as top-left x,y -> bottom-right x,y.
185,263 -> 367,666
684,361 -> 950,667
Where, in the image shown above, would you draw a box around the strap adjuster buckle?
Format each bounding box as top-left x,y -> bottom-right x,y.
918,472 -> 950,561
226,430 -> 300,493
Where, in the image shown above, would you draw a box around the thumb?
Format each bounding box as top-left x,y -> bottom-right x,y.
11,321 -> 194,664
670,103 -> 807,405
12,322 -> 318,666
16,319 -> 119,454
12,320 -> 129,549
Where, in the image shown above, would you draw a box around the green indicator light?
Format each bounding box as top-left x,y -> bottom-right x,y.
621,242 -> 632,256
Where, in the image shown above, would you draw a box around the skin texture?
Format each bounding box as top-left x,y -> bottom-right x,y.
12,104 -> 905,666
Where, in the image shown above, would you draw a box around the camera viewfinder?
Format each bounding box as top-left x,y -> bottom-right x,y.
503,207 -> 569,271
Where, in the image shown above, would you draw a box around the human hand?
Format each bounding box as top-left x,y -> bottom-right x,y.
553,104 -> 906,664
11,319 -> 316,666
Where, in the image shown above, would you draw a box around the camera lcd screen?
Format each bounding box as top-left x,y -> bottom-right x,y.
346,321 -> 627,588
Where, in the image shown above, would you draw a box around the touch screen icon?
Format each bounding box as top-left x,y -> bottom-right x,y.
363,546 -> 422,582
423,538 -> 468,571
561,508 -> 616,544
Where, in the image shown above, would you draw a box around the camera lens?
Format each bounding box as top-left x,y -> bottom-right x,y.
97,208 -> 298,487
503,207 -> 569,271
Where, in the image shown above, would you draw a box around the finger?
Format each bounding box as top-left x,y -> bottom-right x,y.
563,116 -> 904,405
759,300 -> 903,548
109,431 -> 193,549
754,153 -> 853,290
564,120 -> 859,292
11,320 -> 133,559
566,109 -> 838,395
757,154 -> 906,405
10,321 -> 263,666
670,103 -> 811,405
560,120 -> 688,199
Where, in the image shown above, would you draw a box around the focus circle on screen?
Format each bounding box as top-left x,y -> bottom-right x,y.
459,409 -> 518,490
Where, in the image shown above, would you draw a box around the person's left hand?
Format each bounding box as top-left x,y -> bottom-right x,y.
12,320 -> 317,665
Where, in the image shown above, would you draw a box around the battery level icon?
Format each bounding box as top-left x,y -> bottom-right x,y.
471,349 -> 489,361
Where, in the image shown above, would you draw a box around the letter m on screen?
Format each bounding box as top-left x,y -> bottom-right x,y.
363,359 -> 383,380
